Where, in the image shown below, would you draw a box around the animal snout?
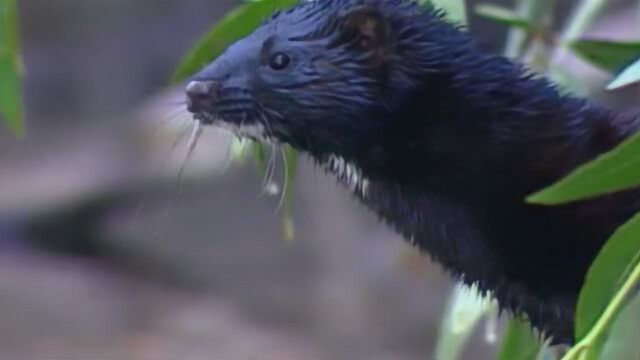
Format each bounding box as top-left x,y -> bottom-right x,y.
185,80 -> 219,113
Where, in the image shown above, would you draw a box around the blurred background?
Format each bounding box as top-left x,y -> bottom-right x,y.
0,1 -> 638,359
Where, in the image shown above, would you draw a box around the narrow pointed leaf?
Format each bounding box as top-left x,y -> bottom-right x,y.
607,58 -> 640,90
475,4 -> 532,30
567,39 -> 640,72
281,145 -> 298,241
0,0 -> 24,136
497,317 -> 541,360
574,212 -> 640,340
171,0 -> 299,82
596,293 -> 640,360
527,131 -> 640,205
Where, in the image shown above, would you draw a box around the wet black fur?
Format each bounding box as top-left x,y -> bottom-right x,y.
186,0 -> 640,344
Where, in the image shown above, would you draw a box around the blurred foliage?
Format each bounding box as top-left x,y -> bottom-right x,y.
567,39 -> 640,72
0,0 -> 24,136
171,0 -> 300,82
608,57 -> 640,90
497,318 -> 546,360
434,284 -> 497,360
492,0 -> 640,358
564,213 -> 640,359
598,293 -> 640,359
526,131 -> 640,205
475,4 -> 532,30
482,0 -> 640,358
170,0 -> 640,359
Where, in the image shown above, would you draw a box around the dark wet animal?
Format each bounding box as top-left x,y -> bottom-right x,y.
183,0 -> 640,344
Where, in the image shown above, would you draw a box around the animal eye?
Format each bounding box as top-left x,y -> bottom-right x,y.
269,52 -> 291,70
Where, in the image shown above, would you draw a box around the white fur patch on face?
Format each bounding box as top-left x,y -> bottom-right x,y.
214,121 -> 268,140
193,111 -> 278,143
325,154 -> 370,198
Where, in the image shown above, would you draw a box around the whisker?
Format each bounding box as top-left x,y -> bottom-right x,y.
275,147 -> 290,215
152,121 -> 204,243
218,135 -> 236,174
160,107 -> 191,126
178,120 -> 205,188
166,121 -> 193,159
261,144 -> 279,196
132,117 -> 191,239
166,105 -> 188,117
136,106 -> 190,156
149,121 -> 195,242
261,113 -> 277,139
141,110 -> 191,151
163,99 -> 188,106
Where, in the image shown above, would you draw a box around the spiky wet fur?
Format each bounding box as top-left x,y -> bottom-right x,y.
186,0 -> 640,344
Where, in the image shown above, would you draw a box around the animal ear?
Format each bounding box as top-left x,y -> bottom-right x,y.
337,6 -> 391,51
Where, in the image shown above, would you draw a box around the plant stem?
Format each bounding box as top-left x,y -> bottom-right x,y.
504,0 -> 553,58
551,0 -> 607,65
560,261 -> 640,360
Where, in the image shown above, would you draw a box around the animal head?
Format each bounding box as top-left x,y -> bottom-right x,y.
184,0 -> 471,162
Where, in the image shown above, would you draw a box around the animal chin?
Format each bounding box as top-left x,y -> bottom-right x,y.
324,154 -> 371,198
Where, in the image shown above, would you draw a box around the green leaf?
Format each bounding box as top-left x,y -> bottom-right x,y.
497,317 -> 541,360
561,256 -> 640,360
420,0 -> 468,25
502,0 -> 554,58
557,0 -> 608,46
548,64 -> 591,97
475,4 -> 532,30
171,0 -> 299,82
251,141 -> 268,174
434,283 -> 496,360
597,294 -> 640,360
0,0 -> 24,136
567,39 -> 640,72
607,58 -> 640,90
229,137 -> 252,164
281,145 -> 298,241
574,212 -> 640,340
527,130 -> 640,205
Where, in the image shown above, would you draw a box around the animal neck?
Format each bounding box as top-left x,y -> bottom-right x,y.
352,52 -> 639,201
311,65 -> 640,345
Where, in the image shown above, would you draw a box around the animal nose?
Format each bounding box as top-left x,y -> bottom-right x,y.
185,80 -> 218,113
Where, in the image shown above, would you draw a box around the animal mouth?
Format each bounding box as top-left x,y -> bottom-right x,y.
191,111 -> 217,125
185,80 -> 276,142
190,110 -> 273,143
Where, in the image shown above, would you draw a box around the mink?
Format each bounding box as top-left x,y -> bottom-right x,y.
182,0 -> 640,344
